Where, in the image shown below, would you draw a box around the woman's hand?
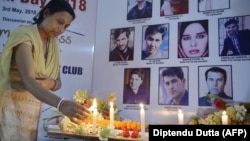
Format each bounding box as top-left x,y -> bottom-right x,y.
36,74 -> 57,90
60,100 -> 90,124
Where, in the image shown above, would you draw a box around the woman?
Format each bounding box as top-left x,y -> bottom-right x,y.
178,20 -> 209,58
0,0 -> 89,140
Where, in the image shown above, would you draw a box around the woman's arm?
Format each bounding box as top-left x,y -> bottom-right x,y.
15,42 -> 61,107
14,42 -> 89,123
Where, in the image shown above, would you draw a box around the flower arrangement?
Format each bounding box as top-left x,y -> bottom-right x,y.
73,89 -> 89,104
98,126 -> 111,141
189,96 -> 250,125
43,90 -> 121,131
197,104 -> 248,125
95,92 -> 121,120
43,90 -> 146,140
72,89 -> 121,120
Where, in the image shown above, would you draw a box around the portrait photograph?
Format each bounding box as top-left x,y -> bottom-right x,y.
123,68 -> 150,105
198,0 -> 230,12
160,0 -> 189,16
218,15 -> 250,56
142,23 -> 169,60
109,27 -> 135,61
198,65 -> 233,106
178,19 -> 209,58
158,66 -> 189,105
127,0 -> 153,20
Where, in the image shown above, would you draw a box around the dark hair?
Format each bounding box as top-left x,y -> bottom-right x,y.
224,18 -> 239,28
162,67 -> 184,80
205,67 -> 227,81
144,24 -> 167,40
179,20 -> 208,44
33,0 -> 75,25
130,68 -> 145,80
114,28 -> 131,39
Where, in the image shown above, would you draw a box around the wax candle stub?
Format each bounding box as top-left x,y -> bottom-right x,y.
221,111 -> 228,125
93,98 -> 98,132
109,102 -> 114,129
140,103 -> 145,138
178,109 -> 184,125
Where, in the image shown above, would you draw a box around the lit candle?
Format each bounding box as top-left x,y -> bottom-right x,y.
93,98 -> 98,133
221,111 -> 228,125
178,109 -> 184,125
140,103 -> 145,138
109,102 -> 114,129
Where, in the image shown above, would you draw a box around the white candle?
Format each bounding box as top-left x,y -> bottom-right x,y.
221,111 -> 228,125
140,103 -> 145,138
109,102 -> 114,129
178,109 -> 184,125
93,98 -> 98,133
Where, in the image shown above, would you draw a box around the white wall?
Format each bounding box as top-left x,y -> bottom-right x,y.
92,0 -> 250,124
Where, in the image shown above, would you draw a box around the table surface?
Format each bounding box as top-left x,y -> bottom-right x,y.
47,129 -> 149,141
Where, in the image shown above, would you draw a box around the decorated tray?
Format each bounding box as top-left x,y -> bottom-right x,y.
45,91 -> 149,141
47,125 -> 149,141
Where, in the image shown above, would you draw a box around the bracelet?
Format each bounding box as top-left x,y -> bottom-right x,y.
52,79 -> 57,90
59,100 -> 66,111
57,98 -> 66,111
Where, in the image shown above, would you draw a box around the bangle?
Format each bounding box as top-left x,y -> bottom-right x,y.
59,100 -> 66,111
52,79 -> 57,90
57,98 -> 66,111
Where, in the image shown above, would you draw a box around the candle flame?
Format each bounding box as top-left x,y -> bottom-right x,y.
110,102 -> 113,107
93,98 -> 97,107
222,110 -> 227,115
140,103 -> 144,108
88,98 -> 97,112
88,105 -> 94,112
178,109 -> 182,113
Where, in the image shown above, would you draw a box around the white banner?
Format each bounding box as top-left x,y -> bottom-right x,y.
92,0 -> 250,125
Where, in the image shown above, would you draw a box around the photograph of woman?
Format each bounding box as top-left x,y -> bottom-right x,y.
178,20 -> 209,58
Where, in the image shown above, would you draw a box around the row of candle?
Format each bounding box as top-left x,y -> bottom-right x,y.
92,99 -> 115,133
92,99 -> 228,134
91,99 -> 147,137
178,109 -> 229,125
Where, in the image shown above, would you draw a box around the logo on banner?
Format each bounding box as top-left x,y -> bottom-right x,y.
62,66 -> 83,75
